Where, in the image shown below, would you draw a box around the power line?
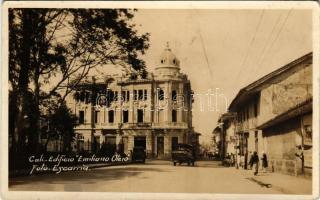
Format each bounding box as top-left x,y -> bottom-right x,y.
252,12 -> 284,75
256,9 -> 292,75
193,10 -> 214,87
232,10 -> 265,86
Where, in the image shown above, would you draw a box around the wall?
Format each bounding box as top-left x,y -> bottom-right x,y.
259,64 -> 312,125
263,117 -> 303,176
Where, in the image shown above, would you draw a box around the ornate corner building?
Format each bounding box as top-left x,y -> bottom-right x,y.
66,44 -> 199,159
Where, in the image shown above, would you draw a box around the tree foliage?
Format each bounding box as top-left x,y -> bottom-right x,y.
8,8 -> 150,154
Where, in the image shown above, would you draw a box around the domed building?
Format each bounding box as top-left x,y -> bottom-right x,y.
66,43 -> 199,158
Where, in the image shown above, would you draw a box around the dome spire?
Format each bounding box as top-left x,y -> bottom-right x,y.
165,41 -> 171,51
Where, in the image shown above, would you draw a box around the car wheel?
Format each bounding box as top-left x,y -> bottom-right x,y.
192,162 -> 195,166
188,161 -> 190,166
173,162 -> 176,166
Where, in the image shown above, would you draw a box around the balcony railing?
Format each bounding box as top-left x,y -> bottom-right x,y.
76,121 -> 188,129
236,118 -> 258,132
152,122 -> 188,129
235,121 -> 249,132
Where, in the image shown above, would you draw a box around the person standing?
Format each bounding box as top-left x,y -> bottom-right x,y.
252,151 -> 259,175
248,151 -> 254,170
261,152 -> 268,172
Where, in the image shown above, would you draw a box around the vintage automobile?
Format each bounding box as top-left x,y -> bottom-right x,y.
131,146 -> 146,163
172,144 -> 196,166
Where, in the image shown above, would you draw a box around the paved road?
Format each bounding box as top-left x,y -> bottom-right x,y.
9,160 -> 282,193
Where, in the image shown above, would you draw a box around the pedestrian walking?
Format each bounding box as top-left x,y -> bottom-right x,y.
252,151 -> 259,176
236,153 -> 241,169
248,151 -> 254,170
261,152 -> 268,172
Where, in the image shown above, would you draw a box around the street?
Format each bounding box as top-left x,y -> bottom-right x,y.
9,160 -> 292,194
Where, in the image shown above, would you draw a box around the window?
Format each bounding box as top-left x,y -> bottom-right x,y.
109,91 -> 114,102
94,111 -> 100,124
126,91 -> 130,101
138,90 -> 143,100
137,109 -> 143,123
123,110 -> 129,123
114,91 -> 118,101
172,90 -> 177,101
173,59 -> 176,64
158,89 -> 164,100
254,103 -> 258,117
105,136 -> 116,145
85,92 -> 90,104
79,91 -> 85,102
172,110 -> 177,122
108,110 -> 114,123
134,90 -> 138,100
144,89 -> 148,100
121,91 -> 126,102
79,111 -> 85,124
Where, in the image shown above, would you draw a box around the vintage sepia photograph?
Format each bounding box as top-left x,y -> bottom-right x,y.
1,1 -> 319,199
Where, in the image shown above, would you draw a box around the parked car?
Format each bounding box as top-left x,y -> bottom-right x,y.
131,146 -> 146,163
172,144 -> 196,166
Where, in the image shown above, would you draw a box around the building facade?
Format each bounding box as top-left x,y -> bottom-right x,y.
66,44 -> 196,159
212,113 -> 237,159
215,52 -> 312,176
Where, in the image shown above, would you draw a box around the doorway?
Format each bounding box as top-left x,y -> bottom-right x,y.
134,136 -> 146,149
172,137 -> 178,151
157,136 -> 164,157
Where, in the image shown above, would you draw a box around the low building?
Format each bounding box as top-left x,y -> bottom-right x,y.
227,52 -> 312,176
66,44 -> 197,159
212,113 -> 237,159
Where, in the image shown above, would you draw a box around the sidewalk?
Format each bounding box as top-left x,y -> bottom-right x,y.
241,169 -> 312,194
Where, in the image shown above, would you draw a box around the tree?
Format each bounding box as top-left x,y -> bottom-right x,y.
41,102 -> 77,153
9,8 -> 150,154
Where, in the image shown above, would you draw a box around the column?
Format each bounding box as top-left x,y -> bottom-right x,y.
164,133 -> 170,158
178,82 -> 183,122
146,131 -> 152,158
166,82 -> 172,122
153,131 -> 157,158
116,130 -> 122,153
128,135 -> 134,154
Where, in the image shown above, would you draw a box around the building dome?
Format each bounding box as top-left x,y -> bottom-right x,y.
158,42 -> 180,68
154,43 -> 181,79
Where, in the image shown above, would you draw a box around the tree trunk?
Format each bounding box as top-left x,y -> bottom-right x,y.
13,10 -> 32,155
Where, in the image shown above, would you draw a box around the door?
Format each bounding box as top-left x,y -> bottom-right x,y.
172,137 -> 178,151
134,136 -> 146,149
157,136 -> 164,157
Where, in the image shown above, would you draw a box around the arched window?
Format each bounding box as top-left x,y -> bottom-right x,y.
172,90 -> 177,101
172,110 -> 177,122
79,91 -> 85,102
74,92 -> 80,102
158,89 -> 164,100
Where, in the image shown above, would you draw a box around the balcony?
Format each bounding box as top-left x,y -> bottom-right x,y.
120,122 -> 152,129
76,121 -> 188,130
152,122 -> 188,129
96,122 -> 119,129
235,121 -> 249,132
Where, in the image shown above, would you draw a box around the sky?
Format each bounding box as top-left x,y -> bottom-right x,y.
6,7 -> 313,147
130,9 -> 312,144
